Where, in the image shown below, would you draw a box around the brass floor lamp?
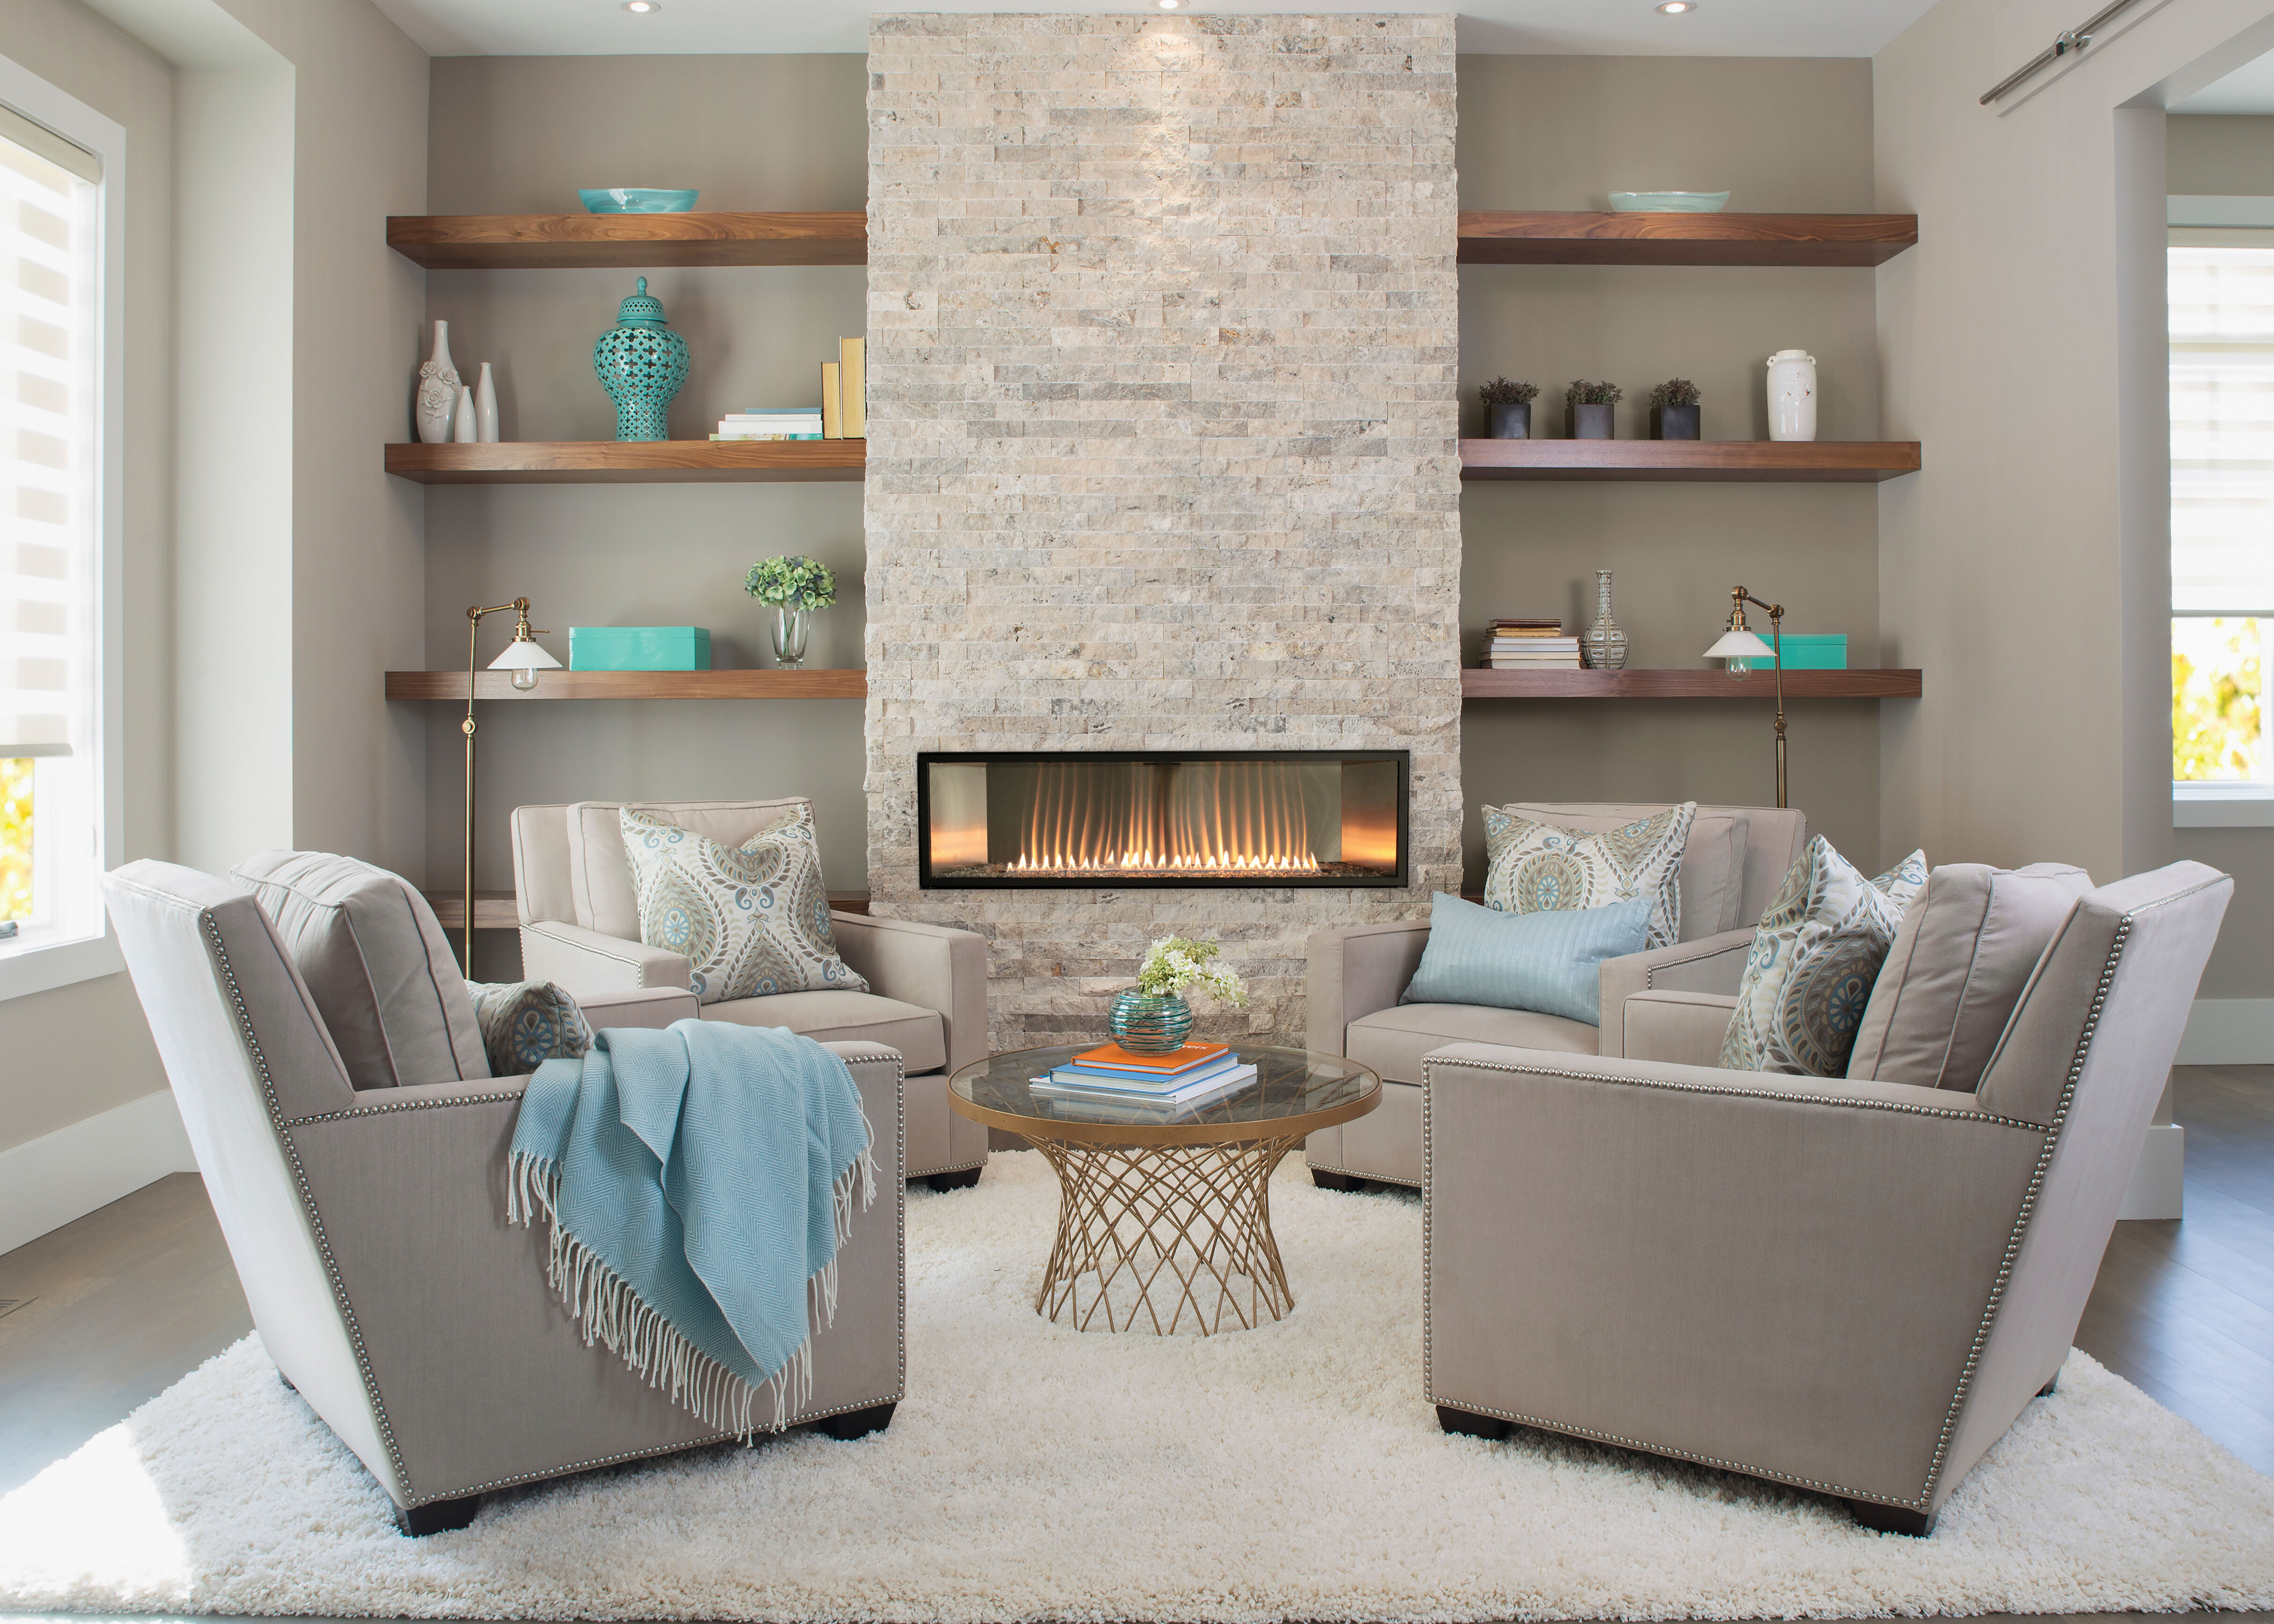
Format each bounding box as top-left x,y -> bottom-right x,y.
462,598 -> 560,971
1702,584 -> 1787,810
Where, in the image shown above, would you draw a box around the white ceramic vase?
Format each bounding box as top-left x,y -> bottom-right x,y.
474,361 -> 500,443
1766,349 -> 1817,442
451,384 -> 478,443
415,320 -> 460,445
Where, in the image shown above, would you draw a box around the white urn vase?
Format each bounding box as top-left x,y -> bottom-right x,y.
451,384 -> 478,443
474,361 -> 500,443
415,320 -> 461,445
1766,349 -> 1817,442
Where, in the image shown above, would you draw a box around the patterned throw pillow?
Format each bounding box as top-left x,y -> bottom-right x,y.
467,980 -> 593,1076
1718,837 -> 1931,1077
619,806 -> 868,1005
1482,802 -> 1696,950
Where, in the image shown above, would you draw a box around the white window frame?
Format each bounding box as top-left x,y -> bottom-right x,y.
0,53 -> 125,1001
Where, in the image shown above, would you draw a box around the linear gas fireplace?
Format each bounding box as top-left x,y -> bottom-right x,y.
918,750 -> 1409,889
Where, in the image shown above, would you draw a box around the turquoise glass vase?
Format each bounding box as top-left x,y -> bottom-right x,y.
1110,991 -> 1193,1054
593,276 -> 689,442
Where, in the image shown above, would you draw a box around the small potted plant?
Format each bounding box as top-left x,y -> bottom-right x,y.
1649,378 -> 1702,440
1111,934 -> 1250,1054
744,555 -> 838,670
1478,377 -> 1540,440
1566,379 -> 1623,440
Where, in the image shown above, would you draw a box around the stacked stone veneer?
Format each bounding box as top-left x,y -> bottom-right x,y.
864,13 -> 1462,1050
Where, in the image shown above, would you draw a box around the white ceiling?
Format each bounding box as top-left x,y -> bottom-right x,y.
367,0 -> 1944,59
2171,51 -> 2274,113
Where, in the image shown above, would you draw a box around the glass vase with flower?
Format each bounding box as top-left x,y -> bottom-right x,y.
1111,934 -> 1251,1054
744,555 -> 839,669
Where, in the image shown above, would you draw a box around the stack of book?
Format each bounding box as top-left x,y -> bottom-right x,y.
819,336 -> 866,440
1028,1041 -> 1258,1118
714,408 -> 823,441
1484,618 -> 1582,669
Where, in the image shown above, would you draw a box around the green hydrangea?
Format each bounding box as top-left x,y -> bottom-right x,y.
743,555 -> 838,609
1134,934 -> 1250,1007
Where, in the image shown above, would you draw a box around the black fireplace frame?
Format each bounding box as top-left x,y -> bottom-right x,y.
915,749 -> 1411,890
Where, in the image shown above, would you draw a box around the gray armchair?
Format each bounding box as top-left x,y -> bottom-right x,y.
511,799 -> 989,1187
101,859 -> 907,1536
1306,802 -> 1807,1189
1421,860 -> 2230,1535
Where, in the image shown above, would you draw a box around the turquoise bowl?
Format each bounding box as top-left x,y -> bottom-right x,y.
1608,191 -> 1730,213
580,188 -> 700,214
1110,992 -> 1194,1055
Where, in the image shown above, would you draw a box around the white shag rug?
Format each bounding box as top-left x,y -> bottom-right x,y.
5,1150 -> 2273,1620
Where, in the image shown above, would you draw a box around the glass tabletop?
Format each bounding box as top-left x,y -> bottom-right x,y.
949,1042 -> 1380,1142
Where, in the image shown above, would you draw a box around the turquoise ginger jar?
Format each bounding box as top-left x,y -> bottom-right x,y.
593,276 -> 689,441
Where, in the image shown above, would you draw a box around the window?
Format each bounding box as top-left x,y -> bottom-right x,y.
0,58 -> 121,998
2171,242 -> 2274,824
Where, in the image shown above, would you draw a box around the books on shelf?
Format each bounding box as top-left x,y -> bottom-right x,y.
1485,619 -> 1579,669
714,408 -> 825,442
818,337 -> 868,440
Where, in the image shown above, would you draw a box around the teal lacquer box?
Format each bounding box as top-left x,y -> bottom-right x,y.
1750,633 -> 1848,670
569,626 -> 713,671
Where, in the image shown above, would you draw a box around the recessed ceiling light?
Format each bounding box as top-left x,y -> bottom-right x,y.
1157,0 -> 1181,9
1656,1 -> 1693,11
622,0 -> 660,12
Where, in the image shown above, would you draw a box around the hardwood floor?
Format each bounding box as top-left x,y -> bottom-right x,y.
0,1068 -> 2267,1619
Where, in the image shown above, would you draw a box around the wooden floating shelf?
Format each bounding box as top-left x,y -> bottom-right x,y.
1457,211 -> 1917,267
425,889 -> 869,929
1458,440 -> 1921,483
386,670 -> 868,701
387,210 -> 868,270
385,440 -> 865,484
1463,669 -> 1922,699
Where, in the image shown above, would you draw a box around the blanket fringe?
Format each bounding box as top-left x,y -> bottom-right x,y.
503,1076 -> 879,1442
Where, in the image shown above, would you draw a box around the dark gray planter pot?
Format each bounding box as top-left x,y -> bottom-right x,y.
1489,402 -> 1531,439
1572,402 -> 1615,440
1656,404 -> 1700,440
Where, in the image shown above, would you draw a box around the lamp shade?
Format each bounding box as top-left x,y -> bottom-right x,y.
1703,628 -> 1776,661
488,638 -> 562,672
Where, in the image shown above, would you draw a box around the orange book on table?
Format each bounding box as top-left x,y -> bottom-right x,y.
1072,1041 -> 1230,1074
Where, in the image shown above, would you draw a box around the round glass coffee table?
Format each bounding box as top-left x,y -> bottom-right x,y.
948,1043 -> 1379,1336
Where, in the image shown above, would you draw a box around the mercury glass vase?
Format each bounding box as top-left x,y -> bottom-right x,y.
770,605 -> 811,669
1110,991 -> 1194,1054
1582,569 -> 1629,671
592,276 -> 690,442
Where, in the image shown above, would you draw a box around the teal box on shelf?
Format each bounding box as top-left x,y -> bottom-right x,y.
1753,633 -> 1848,670
569,626 -> 713,671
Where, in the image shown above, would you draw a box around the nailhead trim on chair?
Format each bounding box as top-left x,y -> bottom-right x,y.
1416,1052 -> 2052,1514
195,909 -> 419,1504
1912,883 -> 2222,1505
283,1092 -> 526,1128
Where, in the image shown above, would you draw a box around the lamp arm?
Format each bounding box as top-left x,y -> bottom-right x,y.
1726,586 -> 1789,811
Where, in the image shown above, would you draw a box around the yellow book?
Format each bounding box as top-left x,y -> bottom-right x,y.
839,336 -> 866,439
820,361 -> 843,440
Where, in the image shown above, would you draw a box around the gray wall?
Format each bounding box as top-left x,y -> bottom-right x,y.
418,57 -> 871,968
1872,0 -> 2274,902
2168,112 -> 2274,192
1457,57 -> 1884,884
2169,112 -> 2274,999
0,0 -> 175,1152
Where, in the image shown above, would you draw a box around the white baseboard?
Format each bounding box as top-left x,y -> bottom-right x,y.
0,1089 -> 197,1257
2117,1123 -> 2186,1220
2176,998 -> 2274,1065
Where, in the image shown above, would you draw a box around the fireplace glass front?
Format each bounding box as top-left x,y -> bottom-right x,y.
918,750 -> 1408,889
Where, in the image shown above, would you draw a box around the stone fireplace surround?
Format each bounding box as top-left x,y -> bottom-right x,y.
864,13 -> 1463,1052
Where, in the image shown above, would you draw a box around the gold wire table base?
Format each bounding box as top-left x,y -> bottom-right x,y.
1027,1132 -> 1305,1335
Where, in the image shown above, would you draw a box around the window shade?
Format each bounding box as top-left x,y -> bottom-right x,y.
0,102 -> 98,185
2171,243 -> 2274,613
1,126 -> 96,765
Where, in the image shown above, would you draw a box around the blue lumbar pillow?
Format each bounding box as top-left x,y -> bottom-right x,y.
1400,891 -> 1654,1025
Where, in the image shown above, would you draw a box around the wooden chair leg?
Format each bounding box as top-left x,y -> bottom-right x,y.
1435,1404 -> 1512,1441
821,1402 -> 897,1440
397,1494 -> 481,1537
1310,1168 -> 1364,1192
925,1166 -> 982,1192
1847,1498 -> 1937,1537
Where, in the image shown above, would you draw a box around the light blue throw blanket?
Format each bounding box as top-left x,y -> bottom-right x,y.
507,1021 -> 874,1439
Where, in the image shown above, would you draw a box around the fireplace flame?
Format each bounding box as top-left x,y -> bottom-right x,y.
1009,759 -> 1325,877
